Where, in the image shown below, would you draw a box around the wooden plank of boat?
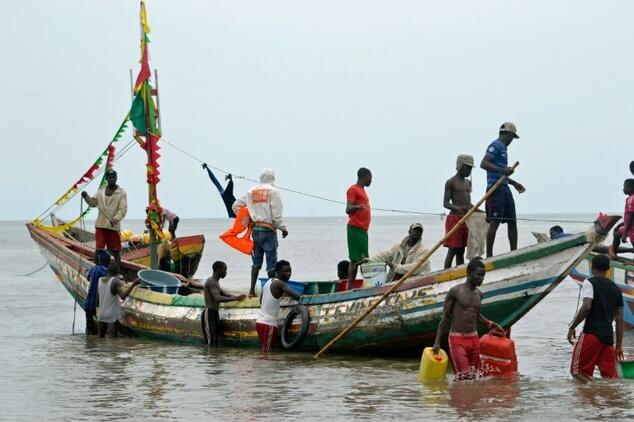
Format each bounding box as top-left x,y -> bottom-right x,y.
27,218 -> 616,355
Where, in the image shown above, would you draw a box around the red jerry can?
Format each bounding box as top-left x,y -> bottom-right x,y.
479,330 -> 518,377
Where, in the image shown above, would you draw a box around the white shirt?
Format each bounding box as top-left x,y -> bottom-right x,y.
256,279 -> 281,327
581,280 -> 594,299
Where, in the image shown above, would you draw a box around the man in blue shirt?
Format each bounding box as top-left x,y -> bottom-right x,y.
480,122 -> 526,257
85,250 -> 110,335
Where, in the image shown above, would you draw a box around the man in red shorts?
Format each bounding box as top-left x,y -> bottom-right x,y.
81,168 -> 128,265
255,260 -> 301,352
432,257 -> 503,380
568,254 -> 624,382
443,154 -> 475,268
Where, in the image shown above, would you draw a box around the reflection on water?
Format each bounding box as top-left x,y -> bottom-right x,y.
3,218 -> 634,420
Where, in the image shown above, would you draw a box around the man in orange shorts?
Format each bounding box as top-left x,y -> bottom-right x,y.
443,155 -> 474,268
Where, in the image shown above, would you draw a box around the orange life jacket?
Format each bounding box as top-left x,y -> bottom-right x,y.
219,206 -> 254,255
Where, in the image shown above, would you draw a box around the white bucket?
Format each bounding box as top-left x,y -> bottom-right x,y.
360,262 -> 387,287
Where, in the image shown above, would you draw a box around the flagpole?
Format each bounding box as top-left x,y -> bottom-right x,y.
140,3 -> 158,269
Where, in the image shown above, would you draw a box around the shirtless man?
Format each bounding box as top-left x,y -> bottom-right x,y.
443,155 -> 475,268
432,257 -> 503,380
202,261 -> 246,346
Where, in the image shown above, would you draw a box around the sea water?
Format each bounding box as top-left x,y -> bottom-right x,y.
1,215 -> 633,420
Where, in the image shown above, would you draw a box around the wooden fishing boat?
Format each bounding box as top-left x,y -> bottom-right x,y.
533,231 -> 634,329
27,216 -> 618,355
49,215 -> 204,278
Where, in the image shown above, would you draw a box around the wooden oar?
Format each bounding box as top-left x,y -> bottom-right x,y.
313,161 -> 520,359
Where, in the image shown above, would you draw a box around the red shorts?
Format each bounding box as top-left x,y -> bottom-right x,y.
449,331 -> 480,380
443,214 -> 468,248
618,225 -> 634,242
95,228 -> 122,251
256,322 -> 279,352
570,332 -> 617,379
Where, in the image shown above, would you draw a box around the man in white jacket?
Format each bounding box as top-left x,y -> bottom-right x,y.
368,223 -> 431,283
81,168 -> 127,265
233,168 -> 288,297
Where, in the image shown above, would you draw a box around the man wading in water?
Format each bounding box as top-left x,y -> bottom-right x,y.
568,254 -> 624,382
432,257 -> 503,380
256,260 -> 301,352
202,261 -> 246,346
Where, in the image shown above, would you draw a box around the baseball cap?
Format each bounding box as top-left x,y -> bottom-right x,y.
499,122 -> 519,138
410,223 -> 423,231
105,168 -> 117,176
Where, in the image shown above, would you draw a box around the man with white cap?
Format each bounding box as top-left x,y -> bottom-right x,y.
480,122 -> 526,257
233,168 -> 288,297
443,155 -> 475,268
367,223 -> 430,283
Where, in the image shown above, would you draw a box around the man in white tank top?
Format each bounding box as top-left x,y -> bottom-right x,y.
97,262 -> 140,338
255,260 -> 301,352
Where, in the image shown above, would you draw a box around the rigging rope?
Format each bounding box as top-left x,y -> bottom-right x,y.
17,263 -> 48,277
161,138 -> 594,225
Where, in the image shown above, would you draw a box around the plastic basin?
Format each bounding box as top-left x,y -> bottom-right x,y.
360,262 -> 387,286
618,359 -> 634,379
259,277 -> 305,295
138,269 -> 181,294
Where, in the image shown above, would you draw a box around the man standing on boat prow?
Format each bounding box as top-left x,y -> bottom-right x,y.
480,122 -> 525,257
568,254 -> 624,382
346,168 -> 372,284
256,260 -> 301,352
202,261 -> 246,346
443,155 -> 475,268
432,257 -> 503,380
81,168 -> 128,265
233,168 -> 288,298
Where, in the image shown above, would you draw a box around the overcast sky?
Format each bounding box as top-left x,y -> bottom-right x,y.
1,1 -> 633,221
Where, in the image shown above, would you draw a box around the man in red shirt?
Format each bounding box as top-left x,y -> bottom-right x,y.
346,167 -> 372,284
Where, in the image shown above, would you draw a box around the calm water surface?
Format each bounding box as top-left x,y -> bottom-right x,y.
1,216 -> 633,421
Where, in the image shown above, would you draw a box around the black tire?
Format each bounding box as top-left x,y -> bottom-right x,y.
280,304 -> 310,350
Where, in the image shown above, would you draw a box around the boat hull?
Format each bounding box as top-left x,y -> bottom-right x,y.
28,223 -> 603,355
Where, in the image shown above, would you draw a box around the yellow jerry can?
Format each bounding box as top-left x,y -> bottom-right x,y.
418,347 -> 448,381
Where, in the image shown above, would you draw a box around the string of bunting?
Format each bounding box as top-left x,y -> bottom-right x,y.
32,116 -> 131,228
52,115 -> 130,207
